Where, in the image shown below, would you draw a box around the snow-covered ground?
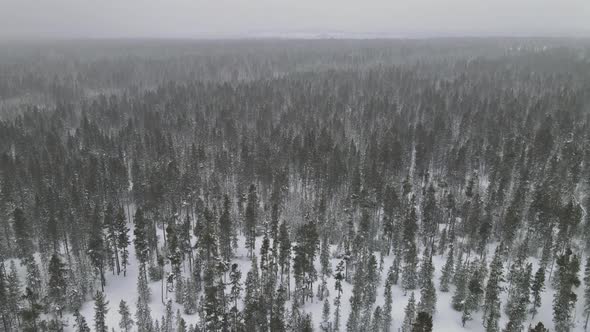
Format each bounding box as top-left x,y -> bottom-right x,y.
5,219 -> 588,332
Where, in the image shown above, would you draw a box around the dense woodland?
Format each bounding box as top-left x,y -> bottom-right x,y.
0,39 -> 590,332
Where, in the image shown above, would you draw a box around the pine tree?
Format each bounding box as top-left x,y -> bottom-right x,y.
243,257 -> 260,331
462,267 -> 483,327
0,262 -> 10,332
73,310 -> 91,332
167,219 -> 182,277
371,306 -> 383,332
116,207 -> 131,276
24,258 -> 41,302
320,235 -> 332,277
530,266 -> 545,319
390,254 -> 401,285
483,247 -> 504,332
13,207 -> 34,260
452,261 -> 468,311
202,261 -> 222,331
402,292 -> 416,332
178,317 -> 187,332
118,300 -> 134,332
104,203 -> 119,275
245,184 -> 258,257
21,286 -> 42,332
93,291 -> 109,332
439,244 -> 454,292
321,297 -> 331,332
334,260 -> 345,332
418,255 -> 437,316
504,262 -> 531,332
402,196 -> 419,292
412,312 -> 433,332
383,276 -> 393,332
88,207 -> 107,291
529,322 -> 550,332
421,183 -> 437,247
134,208 -> 150,267
278,220 -> 291,283
584,256 -> 590,329
270,286 -> 286,332
163,299 -> 175,332
136,265 -> 154,332
6,261 -> 21,326
402,242 -> 418,293
47,253 -> 68,317
553,248 -> 580,332
183,277 -> 198,315
219,194 -> 234,261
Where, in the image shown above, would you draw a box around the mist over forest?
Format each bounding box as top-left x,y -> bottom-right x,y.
1,37 -> 590,332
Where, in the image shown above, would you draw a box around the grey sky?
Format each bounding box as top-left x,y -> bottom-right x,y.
1,0 -> 589,39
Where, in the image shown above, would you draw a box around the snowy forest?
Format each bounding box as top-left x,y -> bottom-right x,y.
0,38 -> 590,332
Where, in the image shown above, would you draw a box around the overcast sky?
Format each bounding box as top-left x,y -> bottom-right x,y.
1,0 -> 589,39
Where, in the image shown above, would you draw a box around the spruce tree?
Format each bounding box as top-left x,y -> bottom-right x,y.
270,286 -> 286,332
116,206 -> 131,276
88,207 -> 107,291
529,322 -> 550,332
383,276 -> 393,332
334,260 -> 344,332
136,265 -> 154,332
219,194 -> 233,262
118,300 -> 134,332
6,261 -> 21,326
418,255 -> 437,316
321,297 -> 331,332
134,208 -> 150,267
402,292 -> 416,332
0,262 -> 9,332
371,306 -> 383,332
402,196 -> 419,292
73,310 -> 91,332
183,277 -> 198,315
553,248 -> 580,332
504,263 -> 531,332
584,256 -> 590,329
452,261 -> 468,311
93,291 -> 109,332
483,246 -> 504,332
245,184 -> 258,257
412,312 -> 433,332
439,244 -> 454,292
462,268 -> 483,327
530,266 -> 545,319
13,207 -> 34,260
47,253 -> 67,317
243,256 -> 260,331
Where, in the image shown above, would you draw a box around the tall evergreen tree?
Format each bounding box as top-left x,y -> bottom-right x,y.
418,255 -> 437,316
47,253 -> 68,317
119,300 -> 134,332
553,248 -> 580,332
402,292 -> 416,332
530,266 -> 545,319
134,208 -> 150,267
13,208 -> 34,260
439,244 -> 454,292
483,247 -> 504,332
245,184 -> 258,257
412,312 -> 433,332
73,310 -> 91,332
93,291 -> 109,332
116,206 -> 131,276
